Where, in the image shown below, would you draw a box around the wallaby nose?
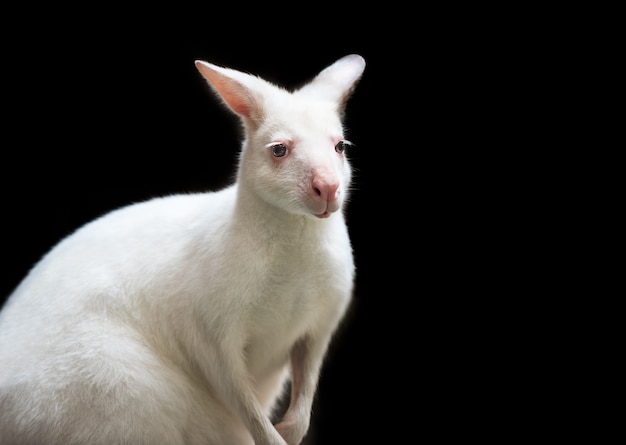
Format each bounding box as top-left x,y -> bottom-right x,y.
312,176 -> 340,203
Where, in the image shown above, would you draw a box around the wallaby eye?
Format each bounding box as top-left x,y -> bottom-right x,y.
335,141 -> 347,154
271,143 -> 288,158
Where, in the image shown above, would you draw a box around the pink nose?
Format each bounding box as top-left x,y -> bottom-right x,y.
312,176 -> 340,203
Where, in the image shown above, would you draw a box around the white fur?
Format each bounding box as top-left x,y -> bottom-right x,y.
0,54 -> 365,445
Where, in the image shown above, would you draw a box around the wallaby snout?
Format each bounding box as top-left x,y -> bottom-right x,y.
311,171 -> 341,218
312,174 -> 340,202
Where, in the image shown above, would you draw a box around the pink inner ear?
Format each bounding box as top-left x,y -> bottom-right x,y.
212,78 -> 253,117
196,62 -> 254,118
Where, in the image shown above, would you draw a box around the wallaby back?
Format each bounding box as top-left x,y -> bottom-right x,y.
0,54 -> 365,445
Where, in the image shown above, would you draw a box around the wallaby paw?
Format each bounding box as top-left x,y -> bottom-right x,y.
275,419 -> 308,445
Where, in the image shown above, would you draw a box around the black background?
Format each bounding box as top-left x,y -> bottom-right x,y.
0,11 -> 511,444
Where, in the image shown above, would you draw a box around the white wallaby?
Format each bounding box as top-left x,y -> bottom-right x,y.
0,54 -> 365,445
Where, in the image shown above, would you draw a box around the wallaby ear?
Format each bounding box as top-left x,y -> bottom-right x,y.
299,54 -> 366,111
195,60 -> 264,122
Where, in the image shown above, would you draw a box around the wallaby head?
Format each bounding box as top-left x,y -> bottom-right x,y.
194,54 -> 366,219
